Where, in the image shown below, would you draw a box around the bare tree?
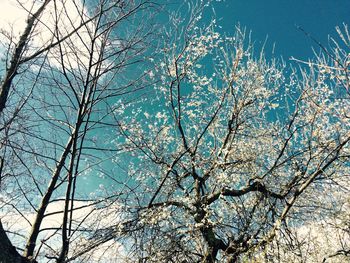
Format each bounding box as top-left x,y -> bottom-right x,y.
0,0 -> 159,262
0,0 -> 51,114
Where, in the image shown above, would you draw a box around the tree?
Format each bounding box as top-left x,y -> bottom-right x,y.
0,0 -> 158,262
1,1 -> 349,262
0,0 -> 51,114
265,24 -> 350,263
115,3 -> 350,262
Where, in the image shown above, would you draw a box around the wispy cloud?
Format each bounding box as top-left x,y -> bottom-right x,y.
1,197 -> 126,261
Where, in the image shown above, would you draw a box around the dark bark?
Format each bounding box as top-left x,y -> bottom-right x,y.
200,226 -> 228,263
23,135 -> 74,259
0,0 -> 50,114
0,220 -> 36,263
206,181 -> 284,205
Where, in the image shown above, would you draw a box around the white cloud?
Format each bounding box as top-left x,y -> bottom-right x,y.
0,0 -> 101,70
0,0 -> 28,34
1,197 -> 126,262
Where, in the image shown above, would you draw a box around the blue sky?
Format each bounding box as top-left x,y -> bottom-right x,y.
0,0 -> 349,195
213,0 -> 350,60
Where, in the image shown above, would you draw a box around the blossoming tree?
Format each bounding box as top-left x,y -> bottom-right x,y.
116,4 -> 350,262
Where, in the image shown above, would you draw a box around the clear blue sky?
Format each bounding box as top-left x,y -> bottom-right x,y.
212,0 -> 350,60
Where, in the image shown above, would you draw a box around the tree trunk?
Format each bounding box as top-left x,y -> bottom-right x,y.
0,0 -> 50,114
0,220 -> 36,263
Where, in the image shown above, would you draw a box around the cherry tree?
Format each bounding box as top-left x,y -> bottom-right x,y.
265,24 -> 350,263
116,4 -> 350,262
